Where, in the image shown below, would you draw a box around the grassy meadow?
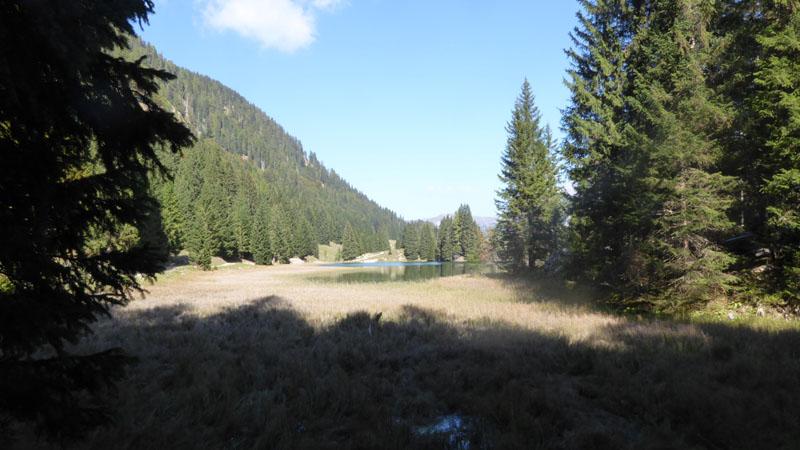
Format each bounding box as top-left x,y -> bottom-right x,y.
317,240 -> 404,263
10,265 -> 800,449
316,242 -> 343,262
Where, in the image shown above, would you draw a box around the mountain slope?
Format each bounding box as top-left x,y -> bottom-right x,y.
119,38 -> 404,264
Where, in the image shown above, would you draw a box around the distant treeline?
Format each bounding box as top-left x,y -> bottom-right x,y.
495,1 -> 799,312
397,205 -> 486,263
119,39 -> 404,268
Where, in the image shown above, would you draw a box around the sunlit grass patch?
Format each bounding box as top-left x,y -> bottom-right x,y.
317,242 -> 342,262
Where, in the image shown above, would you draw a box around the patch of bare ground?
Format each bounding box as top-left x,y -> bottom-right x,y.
9,265 -> 800,449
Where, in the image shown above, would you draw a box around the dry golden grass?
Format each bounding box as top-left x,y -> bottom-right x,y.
9,265 -> 800,449
142,265 -> 617,340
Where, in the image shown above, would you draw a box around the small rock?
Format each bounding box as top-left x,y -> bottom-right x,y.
727,312 -> 736,320
753,247 -> 771,258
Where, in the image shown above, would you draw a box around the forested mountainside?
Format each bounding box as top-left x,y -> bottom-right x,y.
119,38 -> 404,267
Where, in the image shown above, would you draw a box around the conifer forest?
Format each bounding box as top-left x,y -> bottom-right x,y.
512,0 -> 799,313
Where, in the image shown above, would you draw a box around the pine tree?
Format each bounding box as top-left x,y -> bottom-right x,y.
0,0 -> 193,438
420,222 -> 437,261
187,197 -> 218,270
402,222 -> 421,260
282,204 -> 299,258
438,216 -> 456,261
296,215 -> 315,258
562,0 -> 743,305
187,182 -> 229,268
628,0 -> 738,304
270,205 -> 291,263
496,81 -> 560,271
341,222 -> 361,261
200,153 -> 236,258
323,212 -> 335,245
562,0 -> 642,283
250,200 -> 273,265
231,190 -> 253,258
359,228 -> 370,257
157,181 -> 185,254
454,205 -> 482,262
717,1 -> 800,306
174,140 -> 213,236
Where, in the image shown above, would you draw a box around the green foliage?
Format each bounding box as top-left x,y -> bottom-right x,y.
454,205 -> 482,262
562,0 -> 800,310
437,216 -> 456,262
270,204 -> 291,263
340,223 -> 361,261
231,190 -> 253,257
155,181 -> 185,254
561,0 -> 640,283
402,222 -> 421,260
626,0 -> 739,305
250,200 -> 273,265
716,1 -> 800,306
496,81 -> 561,271
0,0 -> 193,438
431,206 -> 483,262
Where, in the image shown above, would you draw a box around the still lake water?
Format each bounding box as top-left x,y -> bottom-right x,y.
312,262 -> 501,283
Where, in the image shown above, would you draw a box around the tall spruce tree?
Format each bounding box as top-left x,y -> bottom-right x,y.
187,182 -> 229,268
757,4 -> 800,305
562,0 -> 643,283
628,0 -> 739,304
296,215 -> 315,258
0,0 -> 193,438
454,205 -> 482,262
438,216 -> 456,261
250,200 -> 273,265
156,181 -> 185,254
563,0 -> 749,306
188,198 -> 218,270
231,190 -> 253,258
402,222 -> 421,260
341,222 -> 361,261
496,81 -> 560,271
270,204 -> 291,263
717,1 -> 800,306
420,222 -> 438,261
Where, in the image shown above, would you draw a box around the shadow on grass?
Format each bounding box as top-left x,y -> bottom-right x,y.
483,272 -> 608,312
12,296 -> 800,450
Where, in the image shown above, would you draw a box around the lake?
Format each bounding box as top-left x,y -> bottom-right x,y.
312,262 -> 501,283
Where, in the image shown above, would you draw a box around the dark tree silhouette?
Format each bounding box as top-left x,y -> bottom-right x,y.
0,0 -> 193,439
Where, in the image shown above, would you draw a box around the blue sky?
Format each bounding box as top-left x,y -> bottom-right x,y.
140,0 -> 581,220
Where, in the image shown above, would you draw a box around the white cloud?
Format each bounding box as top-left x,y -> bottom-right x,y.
201,0 -> 344,52
310,0 -> 344,10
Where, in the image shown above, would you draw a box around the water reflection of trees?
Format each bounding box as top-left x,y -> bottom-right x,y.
325,263 -> 499,283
